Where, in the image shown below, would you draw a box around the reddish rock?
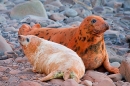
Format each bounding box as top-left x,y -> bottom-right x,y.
62,79 -> 79,86
82,70 -> 115,86
2,76 -> 8,81
49,79 -> 64,86
49,13 -> 65,21
15,57 -> 28,63
119,54 -> 130,82
81,80 -> 92,86
93,80 -> 115,86
19,75 -> 27,79
3,58 -> 13,64
19,81 -> 42,86
9,69 -> 21,75
108,73 -> 123,82
0,66 -> 8,72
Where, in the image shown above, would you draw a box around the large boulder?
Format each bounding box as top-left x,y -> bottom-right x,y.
119,53 -> 130,82
10,1 -> 48,19
82,70 -> 116,86
0,35 -> 12,52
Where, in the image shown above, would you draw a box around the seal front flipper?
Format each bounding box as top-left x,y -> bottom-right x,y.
103,54 -> 119,73
39,71 -> 57,81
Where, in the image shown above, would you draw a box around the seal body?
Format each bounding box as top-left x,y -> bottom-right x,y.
18,15 -> 119,73
18,35 -> 85,82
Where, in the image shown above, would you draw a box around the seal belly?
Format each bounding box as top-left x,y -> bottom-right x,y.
81,53 -> 104,69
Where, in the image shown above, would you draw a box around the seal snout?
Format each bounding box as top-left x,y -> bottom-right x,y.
18,35 -> 21,39
18,35 -> 25,42
105,23 -> 109,30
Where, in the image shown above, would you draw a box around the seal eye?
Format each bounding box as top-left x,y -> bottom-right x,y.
26,38 -> 29,42
91,19 -> 96,24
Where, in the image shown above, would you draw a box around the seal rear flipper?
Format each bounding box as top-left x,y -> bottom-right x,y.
32,24 -> 41,29
39,71 -> 64,82
39,71 -> 56,81
63,70 -> 80,83
18,24 -> 31,35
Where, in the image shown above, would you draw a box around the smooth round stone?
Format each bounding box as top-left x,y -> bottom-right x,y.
0,16 -> 6,23
103,7 -> 114,13
124,11 -> 130,15
110,62 -> 120,68
64,9 -> 78,17
0,52 -> 4,56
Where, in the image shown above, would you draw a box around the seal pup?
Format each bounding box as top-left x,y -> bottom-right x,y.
18,35 -> 85,82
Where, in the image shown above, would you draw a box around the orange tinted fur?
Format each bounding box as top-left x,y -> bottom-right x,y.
18,35 -> 85,82
18,15 -> 119,73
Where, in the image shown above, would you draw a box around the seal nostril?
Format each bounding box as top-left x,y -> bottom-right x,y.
105,23 -> 109,30
18,35 -> 21,39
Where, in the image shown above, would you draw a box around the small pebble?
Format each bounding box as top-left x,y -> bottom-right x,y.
64,9 -> 78,17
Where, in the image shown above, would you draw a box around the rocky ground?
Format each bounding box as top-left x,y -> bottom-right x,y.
0,0 -> 130,86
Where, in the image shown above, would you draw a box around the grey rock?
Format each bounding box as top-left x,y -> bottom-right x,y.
93,6 -> 105,15
13,0 -> 25,4
60,0 -> 74,4
20,15 -> 56,27
0,0 -> 4,3
108,73 -> 123,82
0,4 -> 7,11
113,2 -> 123,12
5,1 -> 15,8
106,46 -> 122,63
73,0 -> 92,10
103,6 -> 114,13
64,9 -> 78,17
10,1 -> 48,19
120,16 -> 130,29
90,0 -> 106,7
50,0 -> 63,7
104,30 -> 121,44
0,35 -> 13,52
45,4 -> 59,11
75,8 -> 92,18
110,62 -> 120,68
119,54 -> 130,82
124,11 -> 130,16
47,22 -> 62,28
123,0 -> 130,10
0,16 -> 6,24
64,16 -> 83,24
4,27 -> 18,32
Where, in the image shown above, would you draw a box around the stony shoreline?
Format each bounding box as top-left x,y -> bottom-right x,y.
0,0 -> 130,86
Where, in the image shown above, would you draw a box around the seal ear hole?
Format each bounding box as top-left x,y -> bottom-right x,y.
26,38 -> 29,42
91,19 -> 96,24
